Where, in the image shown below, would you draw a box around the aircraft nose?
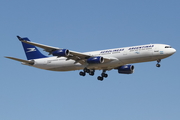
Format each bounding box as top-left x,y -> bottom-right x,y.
165,48 -> 176,56
171,48 -> 176,54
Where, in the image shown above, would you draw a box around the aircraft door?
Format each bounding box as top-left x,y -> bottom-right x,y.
153,45 -> 160,56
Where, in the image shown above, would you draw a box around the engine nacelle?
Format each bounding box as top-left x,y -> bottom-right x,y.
87,56 -> 104,64
52,49 -> 69,57
118,65 -> 134,74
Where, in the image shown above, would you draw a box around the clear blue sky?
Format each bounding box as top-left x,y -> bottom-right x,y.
1,0 -> 180,120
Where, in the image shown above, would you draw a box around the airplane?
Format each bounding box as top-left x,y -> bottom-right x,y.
5,36 -> 176,81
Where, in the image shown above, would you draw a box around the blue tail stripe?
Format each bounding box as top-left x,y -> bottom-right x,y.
21,37 -> 47,60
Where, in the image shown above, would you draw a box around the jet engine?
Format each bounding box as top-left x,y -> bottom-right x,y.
87,56 -> 104,64
52,49 -> 69,57
117,65 -> 134,74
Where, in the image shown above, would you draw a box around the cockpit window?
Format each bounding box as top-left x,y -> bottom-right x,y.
165,46 -> 172,48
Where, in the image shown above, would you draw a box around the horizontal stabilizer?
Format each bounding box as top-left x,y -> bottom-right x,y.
5,56 -> 34,65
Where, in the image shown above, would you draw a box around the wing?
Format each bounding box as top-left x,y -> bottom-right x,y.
17,36 -> 112,64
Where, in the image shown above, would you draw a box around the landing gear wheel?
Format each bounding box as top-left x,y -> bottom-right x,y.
101,73 -> 108,78
97,76 -> 103,81
156,59 -> 161,67
89,72 -> 94,76
79,71 -> 86,76
156,64 -> 161,67
83,68 -> 88,72
83,68 -> 90,73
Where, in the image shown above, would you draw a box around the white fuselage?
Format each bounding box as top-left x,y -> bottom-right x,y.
29,44 -> 176,71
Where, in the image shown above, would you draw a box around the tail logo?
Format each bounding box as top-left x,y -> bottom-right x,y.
26,48 -> 36,53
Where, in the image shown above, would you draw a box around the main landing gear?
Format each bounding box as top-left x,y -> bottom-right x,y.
97,70 -> 108,81
79,68 -> 108,81
79,68 -> 95,77
156,59 -> 161,67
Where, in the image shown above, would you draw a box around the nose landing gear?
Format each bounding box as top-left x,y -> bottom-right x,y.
156,59 -> 161,67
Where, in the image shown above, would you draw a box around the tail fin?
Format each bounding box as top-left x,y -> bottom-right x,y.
17,36 -> 47,60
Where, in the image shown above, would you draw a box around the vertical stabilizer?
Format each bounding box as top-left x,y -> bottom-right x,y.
17,36 -> 47,60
